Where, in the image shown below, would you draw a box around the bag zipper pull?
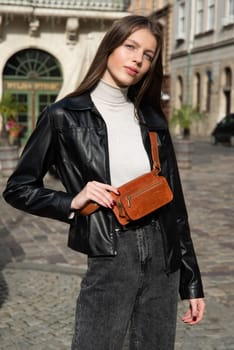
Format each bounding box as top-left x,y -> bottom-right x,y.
117,200 -> 125,217
127,196 -> 131,208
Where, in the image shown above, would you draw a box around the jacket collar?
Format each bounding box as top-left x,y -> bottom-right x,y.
61,92 -> 168,130
62,92 -> 94,111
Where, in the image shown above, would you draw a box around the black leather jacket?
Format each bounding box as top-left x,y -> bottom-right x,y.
3,92 -> 204,300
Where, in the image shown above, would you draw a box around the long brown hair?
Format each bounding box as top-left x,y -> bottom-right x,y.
69,15 -> 164,114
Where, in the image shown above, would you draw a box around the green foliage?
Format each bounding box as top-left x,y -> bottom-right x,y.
170,105 -> 206,138
0,92 -> 24,118
0,92 -> 25,146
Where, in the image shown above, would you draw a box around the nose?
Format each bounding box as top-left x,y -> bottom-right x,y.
132,50 -> 143,66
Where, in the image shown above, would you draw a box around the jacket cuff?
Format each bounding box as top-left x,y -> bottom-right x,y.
56,192 -> 75,222
179,284 -> 205,300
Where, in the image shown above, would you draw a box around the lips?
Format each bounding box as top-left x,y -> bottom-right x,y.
124,66 -> 138,76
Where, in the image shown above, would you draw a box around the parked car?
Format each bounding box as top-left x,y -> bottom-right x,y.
211,113 -> 234,145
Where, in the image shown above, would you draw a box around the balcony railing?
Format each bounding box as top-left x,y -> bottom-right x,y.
0,0 -> 131,11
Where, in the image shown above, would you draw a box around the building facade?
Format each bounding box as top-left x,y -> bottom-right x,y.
130,0 -> 174,118
0,0 -> 130,142
171,0 -> 234,135
4,1 -> 231,142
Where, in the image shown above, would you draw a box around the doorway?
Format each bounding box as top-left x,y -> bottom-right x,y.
3,48 -> 62,145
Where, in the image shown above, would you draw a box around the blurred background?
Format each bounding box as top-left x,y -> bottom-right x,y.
0,0 -> 233,148
0,2 -> 234,350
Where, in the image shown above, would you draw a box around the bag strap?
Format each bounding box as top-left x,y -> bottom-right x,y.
149,131 -> 161,172
79,131 -> 160,216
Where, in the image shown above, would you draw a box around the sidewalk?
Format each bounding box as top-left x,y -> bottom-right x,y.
0,139 -> 234,349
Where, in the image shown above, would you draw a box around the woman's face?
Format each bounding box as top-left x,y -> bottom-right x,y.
102,28 -> 157,88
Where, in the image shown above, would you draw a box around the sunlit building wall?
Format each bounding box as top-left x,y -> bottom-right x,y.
171,0 -> 234,135
0,0 -> 130,142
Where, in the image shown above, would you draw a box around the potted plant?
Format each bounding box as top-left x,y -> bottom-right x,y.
170,104 -> 206,139
170,105 -> 206,168
0,92 -> 24,176
0,92 -> 25,143
5,116 -> 24,145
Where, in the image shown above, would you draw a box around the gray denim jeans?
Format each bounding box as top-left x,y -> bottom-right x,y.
71,219 -> 180,350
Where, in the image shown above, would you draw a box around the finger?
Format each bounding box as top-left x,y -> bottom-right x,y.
101,184 -> 119,195
182,299 -> 205,325
182,310 -> 193,322
195,299 -> 205,324
190,299 -> 198,319
182,309 -> 197,324
95,182 -> 119,195
86,182 -> 116,208
181,309 -> 191,320
190,298 -> 205,320
88,188 -> 113,208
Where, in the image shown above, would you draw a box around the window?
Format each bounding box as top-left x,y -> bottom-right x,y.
195,73 -> 201,111
220,115 -> 234,126
228,0 -> 234,16
3,49 -> 62,78
196,0 -> 204,33
223,67 -> 232,115
206,70 -> 213,112
177,2 -> 186,39
176,76 -> 183,108
225,67 -> 232,87
38,94 -> 58,114
207,0 -> 215,30
223,0 -> 234,25
3,49 -> 62,143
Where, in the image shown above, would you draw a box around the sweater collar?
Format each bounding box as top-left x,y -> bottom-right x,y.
62,91 -> 167,130
91,79 -> 129,105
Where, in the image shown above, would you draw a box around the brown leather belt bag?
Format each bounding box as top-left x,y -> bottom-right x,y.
80,132 -> 173,226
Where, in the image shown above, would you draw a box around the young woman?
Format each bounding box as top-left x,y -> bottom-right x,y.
3,15 -> 205,350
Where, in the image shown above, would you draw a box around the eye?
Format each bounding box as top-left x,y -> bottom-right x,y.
125,44 -> 135,50
144,53 -> 154,62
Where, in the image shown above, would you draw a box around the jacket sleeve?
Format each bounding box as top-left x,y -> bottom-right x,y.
166,132 -> 204,300
3,106 -> 74,223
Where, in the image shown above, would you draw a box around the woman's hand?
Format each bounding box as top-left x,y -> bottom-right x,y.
71,181 -> 119,211
182,298 -> 205,325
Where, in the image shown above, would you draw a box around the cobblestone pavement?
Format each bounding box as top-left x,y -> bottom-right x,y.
0,139 -> 234,350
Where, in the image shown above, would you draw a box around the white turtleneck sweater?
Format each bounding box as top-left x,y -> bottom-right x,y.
91,79 -> 150,187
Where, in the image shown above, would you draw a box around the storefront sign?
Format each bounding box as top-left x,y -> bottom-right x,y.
4,81 -> 62,91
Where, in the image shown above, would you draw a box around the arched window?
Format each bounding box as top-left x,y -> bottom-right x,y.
206,69 -> 213,112
176,76 -> 183,108
3,48 -> 62,79
3,49 -> 63,144
195,73 -> 201,111
223,67 -> 232,115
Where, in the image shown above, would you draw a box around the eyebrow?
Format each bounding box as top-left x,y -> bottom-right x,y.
126,38 -> 156,55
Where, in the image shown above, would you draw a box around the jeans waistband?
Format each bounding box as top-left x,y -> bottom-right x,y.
114,213 -> 159,232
